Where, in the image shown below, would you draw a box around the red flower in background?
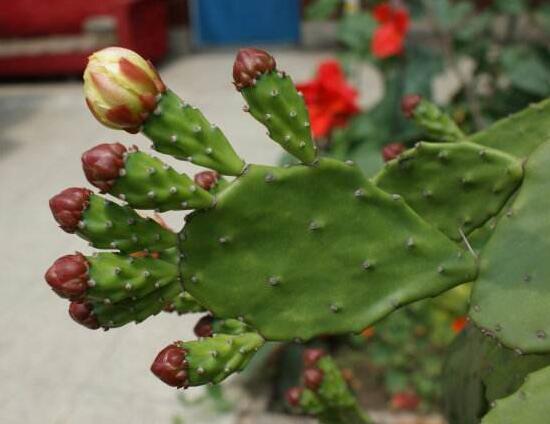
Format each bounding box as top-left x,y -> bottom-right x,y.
371,3 -> 410,59
452,316 -> 468,333
297,60 -> 360,139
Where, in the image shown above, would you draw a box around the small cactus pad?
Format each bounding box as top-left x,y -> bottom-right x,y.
142,90 -> 245,176
102,149 -> 214,211
167,332 -> 264,387
403,96 -> 465,143
296,356 -> 372,424
482,365 -> 550,424
373,141 -> 524,240
77,193 -> 177,253
443,326 -> 550,424
180,158 -> 477,341
470,141 -> 550,353
235,49 -> 316,165
470,98 -> 550,159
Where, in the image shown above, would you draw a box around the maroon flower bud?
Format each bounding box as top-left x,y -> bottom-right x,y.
68,300 -> 100,329
401,94 -> 422,119
193,315 -> 214,338
82,143 -> 127,192
45,253 -> 89,299
303,368 -> 324,391
390,391 -> 421,411
150,344 -> 189,388
194,171 -> 220,191
303,348 -> 326,368
233,48 -> 276,91
49,187 -> 92,233
285,387 -> 304,407
382,142 -> 406,162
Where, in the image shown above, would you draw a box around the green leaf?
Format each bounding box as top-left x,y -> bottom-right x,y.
336,13 -> 377,59
404,45 -> 444,97
501,46 -> 550,96
495,0 -> 526,14
305,0 -> 341,20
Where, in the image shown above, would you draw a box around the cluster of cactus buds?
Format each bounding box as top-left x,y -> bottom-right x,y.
41,41 -> 550,424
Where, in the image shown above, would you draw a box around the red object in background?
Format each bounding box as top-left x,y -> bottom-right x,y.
390,391 -> 421,411
371,3 -> 410,59
296,60 -> 360,139
452,316 -> 468,333
0,0 -> 168,77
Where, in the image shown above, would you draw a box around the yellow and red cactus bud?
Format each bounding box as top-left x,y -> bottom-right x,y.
150,344 -> 189,388
193,171 -> 219,191
233,48 -> 276,91
81,143 -> 127,192
382,142 -> 406,162
303,367 -> 324,391
285,387 -> 303,407
68,300 -> 100,329
401,94 -> 422,119
49,187 -> 93,233
83,47 -> 166,133
303,348 -> 326,368
45,253 -> 89,299
193,315 -> 214,338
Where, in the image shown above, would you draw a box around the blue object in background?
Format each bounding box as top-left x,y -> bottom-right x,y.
190,0 -> 300,46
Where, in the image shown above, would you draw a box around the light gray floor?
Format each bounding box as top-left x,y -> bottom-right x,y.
0,49 -> 339,424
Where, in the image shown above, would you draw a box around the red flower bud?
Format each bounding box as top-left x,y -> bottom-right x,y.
382,143 -> 406,162
150,344 -> 189,388
45,253 -> 89,299
68,300 -> 100,329
285,387 -> 303,407
233,48 -> 276,91
194,171 -> 220,191
193,315 -> 214,338
401,94 -> 422,119
81,143 -> 127,192
303,368 -> 324,391
303,348 -> 326,368
49,187 -> 92,233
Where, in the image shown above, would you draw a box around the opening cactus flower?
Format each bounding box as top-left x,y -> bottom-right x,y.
84,47 -> 166,133
151,344 -> 189,388
81,143 -> 127,192
371,3 -> 410,59
382,142 -> 406,162
49,187 -> 93,233
68,300 -> 100,330
45,253 -> 89,299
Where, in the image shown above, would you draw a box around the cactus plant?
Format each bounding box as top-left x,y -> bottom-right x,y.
42,45 -> 550,423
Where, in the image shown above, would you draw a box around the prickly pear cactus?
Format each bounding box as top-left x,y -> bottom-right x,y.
469,141 -> 550,353
481,365 -> 550,424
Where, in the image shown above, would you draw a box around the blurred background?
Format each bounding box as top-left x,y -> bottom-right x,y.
1,0 -> 548,423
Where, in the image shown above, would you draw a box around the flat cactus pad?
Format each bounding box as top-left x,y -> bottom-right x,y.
470,141 -> 550,353
180,158 -> 477,341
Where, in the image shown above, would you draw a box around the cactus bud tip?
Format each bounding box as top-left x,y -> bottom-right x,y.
382,142 -> 406,162
151,344 -> 189,388
45,253 -> 89,299
401,94 -> 422,119
81,143 -> 127,192
233,48 -> 276,91
302,348 -> 326,368
285,387 -> 303,407
193,315 -> 214,338
68,300 -> 100,329
303,368 -> 324,391
49,187 -> 92,233
193,171 -> 220,191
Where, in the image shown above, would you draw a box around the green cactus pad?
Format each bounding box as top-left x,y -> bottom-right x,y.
180,158 -> 477,341
470,98 -> 550,158
109,151 -> 213,211
92,281 -> 183,328
142,91 -> 245,176
166,290 -> 206,315
482,365 -> 550,424
241,72 -> 317,164
86,252 -> 179,304
443,326 -> 550,424
177,332 -> 264,386
372,141 -> 524,240
470,141 -> 550,353
412,99 -> 466,143
78,194 -> 177,253
299,356 -> 371,424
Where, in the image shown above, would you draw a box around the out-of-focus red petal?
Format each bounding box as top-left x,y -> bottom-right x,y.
373,4 -> 393,23
372,24 -> 405,59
